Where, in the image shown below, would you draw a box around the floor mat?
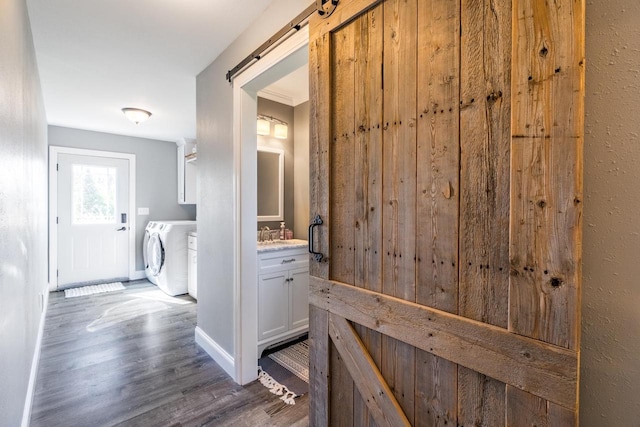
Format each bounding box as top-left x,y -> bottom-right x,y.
64,282 -> 125,298
258,339 -> 309,405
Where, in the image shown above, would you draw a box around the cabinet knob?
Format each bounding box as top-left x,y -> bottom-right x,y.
281,258 -> 296,264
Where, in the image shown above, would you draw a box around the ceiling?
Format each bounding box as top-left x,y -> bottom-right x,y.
27,0 -> 275,142
259,64 -> 309,107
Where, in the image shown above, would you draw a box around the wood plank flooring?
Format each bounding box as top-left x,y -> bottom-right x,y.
31,280 -> 309,426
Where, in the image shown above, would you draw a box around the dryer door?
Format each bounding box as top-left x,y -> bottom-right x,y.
148,233 -> 165,276
143,229 -> 150,268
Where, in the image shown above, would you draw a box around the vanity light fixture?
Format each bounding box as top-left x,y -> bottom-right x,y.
257,114 -> 288,139
122,107 -> 152,124
257,118 -> 270,135
274,123 -> 288,139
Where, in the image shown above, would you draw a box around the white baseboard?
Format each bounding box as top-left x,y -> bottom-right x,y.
21,283 -> 50,427
195,326 -> 235,380
129,270 -> 147,281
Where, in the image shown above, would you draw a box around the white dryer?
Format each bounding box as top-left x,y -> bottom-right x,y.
143,220 -> 197,296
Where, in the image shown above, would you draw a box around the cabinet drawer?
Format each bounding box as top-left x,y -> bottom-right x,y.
188,236 -> 197,251
258,249 -> 308,272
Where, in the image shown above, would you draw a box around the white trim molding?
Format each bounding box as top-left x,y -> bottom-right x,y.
231,25 -> 309,385
48,146 -> 137,290
257,88 -> 295,107
256,145 -> 285,222
21,282 -> 49,427
195,327 -> 235,379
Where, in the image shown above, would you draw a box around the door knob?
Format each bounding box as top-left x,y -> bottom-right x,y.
116,227 -> 127,231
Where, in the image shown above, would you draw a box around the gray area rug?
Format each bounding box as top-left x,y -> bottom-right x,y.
258,339 -> 309,405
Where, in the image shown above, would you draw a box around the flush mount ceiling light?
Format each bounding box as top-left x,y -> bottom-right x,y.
122,107 -> 152,124
257,114 -> 288,139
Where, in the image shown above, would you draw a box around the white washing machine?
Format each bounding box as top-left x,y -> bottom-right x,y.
143,220 -> 197,296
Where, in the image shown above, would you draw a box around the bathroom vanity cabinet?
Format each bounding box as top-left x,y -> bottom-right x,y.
257,242 -> 308,356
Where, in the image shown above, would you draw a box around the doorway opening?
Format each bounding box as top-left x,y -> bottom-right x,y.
232,26 -> 309,385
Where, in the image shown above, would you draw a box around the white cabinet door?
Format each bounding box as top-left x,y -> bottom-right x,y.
258,270 -> 289,340
289,266 -> 309,330
188,248 -> 197,299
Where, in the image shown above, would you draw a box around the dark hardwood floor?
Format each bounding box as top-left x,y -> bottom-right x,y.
31,280 -> 309,426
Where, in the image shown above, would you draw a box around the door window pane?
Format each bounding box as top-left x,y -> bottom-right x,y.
72,164 -> 117,224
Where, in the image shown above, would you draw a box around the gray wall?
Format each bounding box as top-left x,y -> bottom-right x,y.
257,97 -> 294,232
293,101 -> 310,240
196,0 -> 308,355
49,126 -> 196,272
581,0 -> 640,423
0,0 -> 49,425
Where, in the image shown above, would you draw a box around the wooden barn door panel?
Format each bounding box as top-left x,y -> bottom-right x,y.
458,0 -> 512,423
414,0 -> 460,424
352,5 -> 384,426
308,0 -> 584,424
380,0 -> 417,423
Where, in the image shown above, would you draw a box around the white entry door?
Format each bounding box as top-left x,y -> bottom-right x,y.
56,153 -> 130,286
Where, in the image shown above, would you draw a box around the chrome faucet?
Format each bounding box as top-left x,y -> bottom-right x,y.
259,226 -> 273,242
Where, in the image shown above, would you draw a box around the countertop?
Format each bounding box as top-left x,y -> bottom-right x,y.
257,239 -> 308,253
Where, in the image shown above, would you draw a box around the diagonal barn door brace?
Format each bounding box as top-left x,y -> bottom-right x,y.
328,314 -> 411,427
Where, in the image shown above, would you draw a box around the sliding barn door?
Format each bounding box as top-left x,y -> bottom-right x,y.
308,0 -> 584,425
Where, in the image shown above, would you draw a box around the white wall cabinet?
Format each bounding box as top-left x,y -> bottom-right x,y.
176,138 -> 197,205
257,247 -> 309,356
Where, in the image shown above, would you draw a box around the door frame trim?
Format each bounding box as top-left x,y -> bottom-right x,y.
48,146 -> 137,290
231,25 -> 309,385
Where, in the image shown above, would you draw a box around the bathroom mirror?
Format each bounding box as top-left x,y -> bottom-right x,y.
257,146 -> 284,222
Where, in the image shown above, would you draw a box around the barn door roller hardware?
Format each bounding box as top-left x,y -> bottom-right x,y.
316,0 -> 338,17
225,1 -> 341,82
308,215 -> 324,262
226,3 -> 318,82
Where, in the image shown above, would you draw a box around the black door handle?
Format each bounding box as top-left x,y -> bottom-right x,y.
308,215 -> 324,262
116,227 -> 127,231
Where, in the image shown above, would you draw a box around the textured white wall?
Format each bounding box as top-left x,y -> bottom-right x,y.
0,0 -> 49,425
582,0 -> 640,423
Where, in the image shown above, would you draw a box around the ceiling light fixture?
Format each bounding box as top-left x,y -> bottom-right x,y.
257,114 -> 288,139
122,107 -> 152,124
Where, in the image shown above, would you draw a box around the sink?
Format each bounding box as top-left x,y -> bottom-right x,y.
257,240 -> 285,246
257,238 -> 307,246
